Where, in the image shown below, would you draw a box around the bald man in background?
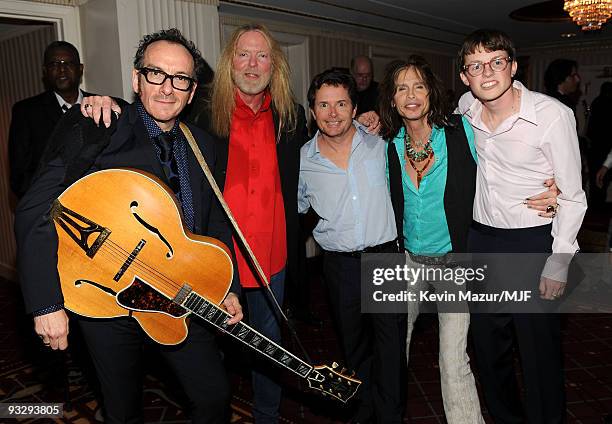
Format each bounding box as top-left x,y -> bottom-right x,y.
350,55 -> 380,115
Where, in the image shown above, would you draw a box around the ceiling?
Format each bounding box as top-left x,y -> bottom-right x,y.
220,0 -> 612,53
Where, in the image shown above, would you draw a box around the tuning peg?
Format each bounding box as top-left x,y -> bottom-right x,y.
332,362 -> 339,369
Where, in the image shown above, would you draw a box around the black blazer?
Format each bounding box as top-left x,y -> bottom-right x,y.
211,103 -> 308,288
15,103 -> 237,314
8,89 -> 94,198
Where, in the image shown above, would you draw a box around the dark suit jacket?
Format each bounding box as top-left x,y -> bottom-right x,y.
209,104 -> 308,289
15,103 -> 238,314
8,89 -> 94,198
356,81 -> 379,115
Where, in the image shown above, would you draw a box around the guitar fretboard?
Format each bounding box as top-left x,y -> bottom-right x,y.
183,292 -> 313,378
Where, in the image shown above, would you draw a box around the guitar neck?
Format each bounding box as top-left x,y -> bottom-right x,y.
183,292 -> 313,379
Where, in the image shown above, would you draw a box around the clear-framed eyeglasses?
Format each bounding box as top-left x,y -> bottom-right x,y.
462,57 -> 513,77
137,67 -> 195,91
45,60 -> 79,69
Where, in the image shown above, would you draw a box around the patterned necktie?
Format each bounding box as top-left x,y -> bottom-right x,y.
61,104 -> 69,113
154,132 -> 181,194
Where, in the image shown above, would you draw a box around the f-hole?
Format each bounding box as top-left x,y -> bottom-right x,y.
130,201 -> 173,258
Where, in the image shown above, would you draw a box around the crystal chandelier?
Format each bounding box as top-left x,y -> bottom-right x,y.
564,0 -> 612,31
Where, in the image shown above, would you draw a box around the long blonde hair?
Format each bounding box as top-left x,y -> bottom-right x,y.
209,23 -> 297,138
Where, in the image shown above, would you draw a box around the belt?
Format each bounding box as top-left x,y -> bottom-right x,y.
407,251 -> 457,267
329,239 -> 400,258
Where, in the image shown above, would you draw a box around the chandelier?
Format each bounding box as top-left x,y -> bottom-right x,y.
564,0 -> 612,30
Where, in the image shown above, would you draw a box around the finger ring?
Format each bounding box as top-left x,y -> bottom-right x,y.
84,104 -> 92,109
546,205 -> 555,213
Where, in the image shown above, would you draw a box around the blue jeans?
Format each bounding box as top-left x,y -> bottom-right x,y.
244,268 -> 285,424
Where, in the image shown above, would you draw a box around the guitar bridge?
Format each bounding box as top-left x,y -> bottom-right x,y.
51,199 -> 111,258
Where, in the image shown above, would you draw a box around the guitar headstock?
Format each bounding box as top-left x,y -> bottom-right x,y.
306,362 -> 361,403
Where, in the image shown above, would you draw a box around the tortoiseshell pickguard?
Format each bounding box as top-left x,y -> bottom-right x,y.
116,277 -> 187,317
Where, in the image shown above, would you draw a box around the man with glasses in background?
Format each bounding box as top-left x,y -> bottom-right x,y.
8,41 -> 93,199
350,55 -> 380,115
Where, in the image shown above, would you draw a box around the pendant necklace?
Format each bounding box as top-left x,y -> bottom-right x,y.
407,155 -> 433,188
404,130 -> 433,187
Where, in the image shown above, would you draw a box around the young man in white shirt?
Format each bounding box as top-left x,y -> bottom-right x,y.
457,29 -> 587,424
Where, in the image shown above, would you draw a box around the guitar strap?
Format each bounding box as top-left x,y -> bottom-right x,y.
179,123 -> 268,285
179,123 -> 311,361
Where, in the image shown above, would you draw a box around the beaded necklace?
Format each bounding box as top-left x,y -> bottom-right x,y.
404,131 -> 433,162
404,130 -> 433,188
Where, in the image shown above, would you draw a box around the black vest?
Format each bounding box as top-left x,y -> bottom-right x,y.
387,114 -> 476,253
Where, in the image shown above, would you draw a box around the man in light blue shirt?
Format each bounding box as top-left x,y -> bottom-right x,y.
298,117 -> 396,252
298,69 -> 404,424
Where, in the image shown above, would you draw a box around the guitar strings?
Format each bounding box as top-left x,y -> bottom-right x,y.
95,241 -> 183,293
96,237 -> 230,297
95,246 -> 230,315
102,239 -> 178,288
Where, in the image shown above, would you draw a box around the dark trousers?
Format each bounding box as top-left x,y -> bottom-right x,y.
243,269 -> 285,424
78,317 -> 230,424
323,251 -> 406,423
468,222 -> 565,424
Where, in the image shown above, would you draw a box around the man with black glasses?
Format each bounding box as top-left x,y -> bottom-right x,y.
8,41 -> 93,198
15,29 -> 243,424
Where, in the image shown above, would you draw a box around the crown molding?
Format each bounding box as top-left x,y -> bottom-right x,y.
219,13 -> 455,58
22,0 -> 219,6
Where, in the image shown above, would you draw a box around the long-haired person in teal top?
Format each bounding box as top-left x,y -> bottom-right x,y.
379,55 -> 485,424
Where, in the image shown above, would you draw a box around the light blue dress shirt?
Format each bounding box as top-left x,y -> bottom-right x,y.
298,122 -> 397,252
387,117 -> 477,255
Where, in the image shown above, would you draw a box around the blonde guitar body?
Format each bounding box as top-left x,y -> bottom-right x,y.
53,168 -> 233,345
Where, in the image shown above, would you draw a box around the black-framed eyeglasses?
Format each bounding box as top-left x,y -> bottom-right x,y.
45,60 -> 79,69
462,57 -> 513,77
137,67 -> 195,91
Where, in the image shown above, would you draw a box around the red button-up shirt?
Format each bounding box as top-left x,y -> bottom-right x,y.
224,91 -> 287,288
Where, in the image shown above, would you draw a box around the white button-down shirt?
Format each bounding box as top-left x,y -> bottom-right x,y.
54,89 -> 84,110
458,81 -> 587,282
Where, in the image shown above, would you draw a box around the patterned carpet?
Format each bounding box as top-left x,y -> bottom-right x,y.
1,207 -> 611,423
